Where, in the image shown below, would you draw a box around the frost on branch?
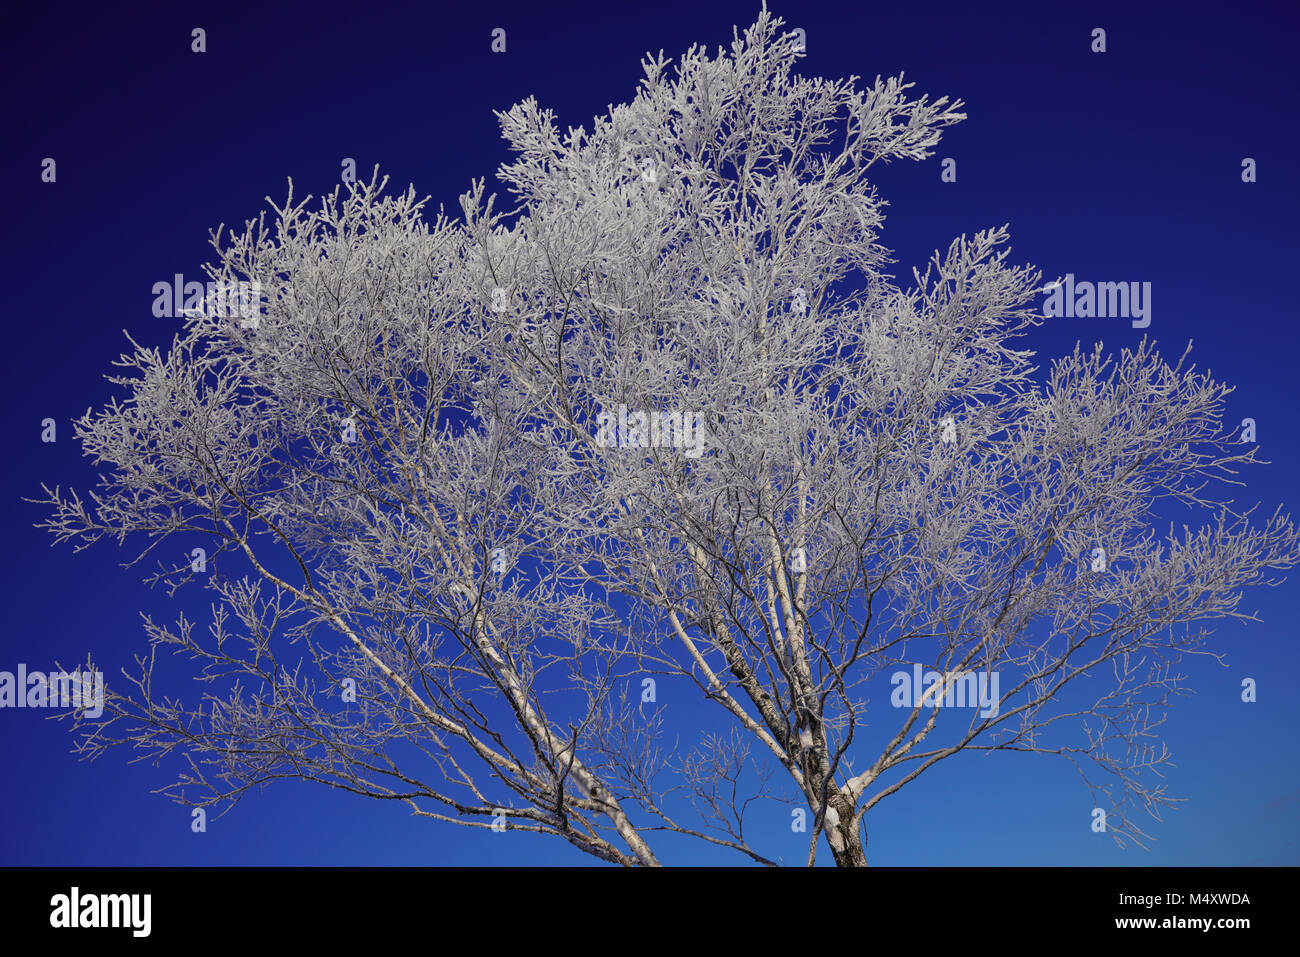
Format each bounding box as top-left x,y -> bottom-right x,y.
31,7 -> 1298,866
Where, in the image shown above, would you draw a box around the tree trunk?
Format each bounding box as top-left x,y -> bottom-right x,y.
825,793 -> 868,866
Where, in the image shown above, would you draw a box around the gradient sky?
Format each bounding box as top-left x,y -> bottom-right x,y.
1,0 -> 1296,866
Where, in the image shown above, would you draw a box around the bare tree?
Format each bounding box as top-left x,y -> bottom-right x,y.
34,8 -> 1299,866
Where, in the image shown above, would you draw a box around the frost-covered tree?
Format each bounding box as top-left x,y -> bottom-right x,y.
35,8 -> 1298,866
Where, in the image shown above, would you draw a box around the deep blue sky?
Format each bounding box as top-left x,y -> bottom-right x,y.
1,0 -> 1297,865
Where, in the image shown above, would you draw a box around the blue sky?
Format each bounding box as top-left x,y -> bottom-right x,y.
1,0 -> 1296,865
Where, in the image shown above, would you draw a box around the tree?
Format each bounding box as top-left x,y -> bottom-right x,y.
34,8 -> 1299,866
